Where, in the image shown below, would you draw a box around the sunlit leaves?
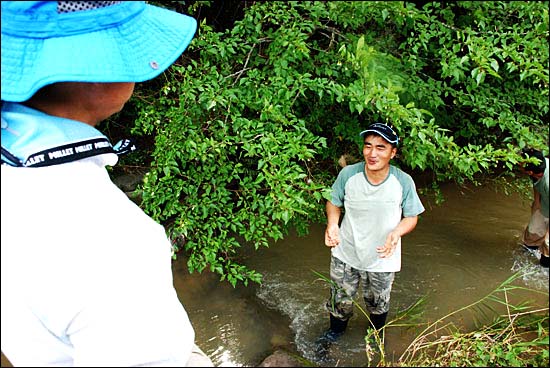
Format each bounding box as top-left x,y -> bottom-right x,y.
128,1 -> 548,287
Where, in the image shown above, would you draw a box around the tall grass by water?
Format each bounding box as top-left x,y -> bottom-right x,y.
313,270 -> 549,367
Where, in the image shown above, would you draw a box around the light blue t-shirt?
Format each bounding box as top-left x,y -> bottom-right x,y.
330,162 -> 425,272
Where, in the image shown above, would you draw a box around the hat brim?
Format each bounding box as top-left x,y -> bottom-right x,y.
1,4 -> 197,102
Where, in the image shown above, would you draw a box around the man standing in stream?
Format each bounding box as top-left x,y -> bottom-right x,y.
317,122 -> 425,358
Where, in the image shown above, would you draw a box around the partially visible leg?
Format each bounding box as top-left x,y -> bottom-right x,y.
540,229 -> 549,267
362,272 -> 395,341
316,255 -> 360,359
324,255 -> 360,324
522,200 -> 549,267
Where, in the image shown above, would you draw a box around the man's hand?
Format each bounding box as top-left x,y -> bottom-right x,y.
376,230 -> 400,258
376,216 -> 418,258
325,223 -> 340,248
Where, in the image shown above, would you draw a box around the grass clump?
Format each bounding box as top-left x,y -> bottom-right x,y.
397,271 -> 549,367
313,269 -> 549,367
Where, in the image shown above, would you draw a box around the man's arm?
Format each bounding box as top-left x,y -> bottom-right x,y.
325,201 -> 342,247
377,216 -> 418,258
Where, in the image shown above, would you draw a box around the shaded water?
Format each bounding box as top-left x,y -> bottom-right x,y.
2,182 -> 548,367
177,182 -> 549,366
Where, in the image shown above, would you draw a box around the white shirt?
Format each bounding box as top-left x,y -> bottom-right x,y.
1,104 -> 196,366
330,162 -> 425,272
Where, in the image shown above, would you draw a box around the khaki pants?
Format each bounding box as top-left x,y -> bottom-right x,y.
522,193 -> 549,257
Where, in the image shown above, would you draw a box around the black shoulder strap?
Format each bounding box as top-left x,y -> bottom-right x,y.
1,147 -> 24,167
1,138 -> 136,168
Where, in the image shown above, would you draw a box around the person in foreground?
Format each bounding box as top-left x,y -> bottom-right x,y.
316,123 -> 425,358
520,148 -> 549,268
1,1 -> 213,366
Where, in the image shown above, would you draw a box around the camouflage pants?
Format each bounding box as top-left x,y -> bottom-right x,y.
325,255 -> 395,320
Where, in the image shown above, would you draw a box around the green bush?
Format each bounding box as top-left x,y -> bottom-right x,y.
124,1 -> 548,286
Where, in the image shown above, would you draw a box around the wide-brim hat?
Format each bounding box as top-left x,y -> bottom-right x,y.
359,122 -> 399,146
1,1 -> 197,102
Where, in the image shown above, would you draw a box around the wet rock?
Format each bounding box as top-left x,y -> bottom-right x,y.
259,349 -> 313,367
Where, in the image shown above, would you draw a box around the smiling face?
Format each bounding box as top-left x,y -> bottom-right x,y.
362,133 -> 397,174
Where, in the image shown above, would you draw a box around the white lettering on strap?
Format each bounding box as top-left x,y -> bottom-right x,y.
26,154 -> 45,165
48,147 -> 74,159
74,143 -> 93,153
94,141 -> 110,149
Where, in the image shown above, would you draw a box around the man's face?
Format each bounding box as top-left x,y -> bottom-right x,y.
362,134 -> 397,172
520,166 -> 544,181
519,160 -> 545,181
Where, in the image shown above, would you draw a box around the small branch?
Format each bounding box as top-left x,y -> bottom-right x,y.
230,43 -> 256,87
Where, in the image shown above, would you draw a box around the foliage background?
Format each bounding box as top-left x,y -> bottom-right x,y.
103,1 -> 549,286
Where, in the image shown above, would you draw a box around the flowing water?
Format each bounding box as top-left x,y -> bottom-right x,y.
176,181 -> 549,367
1,182 -> 548,367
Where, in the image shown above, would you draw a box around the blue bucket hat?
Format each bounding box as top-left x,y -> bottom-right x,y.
1,1 -> 197,102
359,122 -> 399,146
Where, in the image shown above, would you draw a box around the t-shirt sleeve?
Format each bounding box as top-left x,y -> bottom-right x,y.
396,169 -> 425,217
330,164 -> 361,207
330,170 -> 346,207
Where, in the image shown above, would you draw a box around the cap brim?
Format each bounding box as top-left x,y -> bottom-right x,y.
1,4 -> 197,102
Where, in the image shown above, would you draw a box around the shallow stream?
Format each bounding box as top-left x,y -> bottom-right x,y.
2,182 -> 548,367
177,181 -> 549,366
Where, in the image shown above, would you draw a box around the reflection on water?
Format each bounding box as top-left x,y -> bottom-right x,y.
176,182 -> 548,367
172,257 -> 295,367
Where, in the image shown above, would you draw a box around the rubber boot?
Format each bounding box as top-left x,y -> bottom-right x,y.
367,312 -> 387,353
540,254 -> 550,267
370,312 -> 387,332
315,314 -> 348,361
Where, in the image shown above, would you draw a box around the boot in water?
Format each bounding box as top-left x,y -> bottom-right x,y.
315,314 -> 348,361
367,312 -> 387,353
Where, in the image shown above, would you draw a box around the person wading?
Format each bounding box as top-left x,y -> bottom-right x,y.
316,123 -> 425,360
519,148 -> 549,268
